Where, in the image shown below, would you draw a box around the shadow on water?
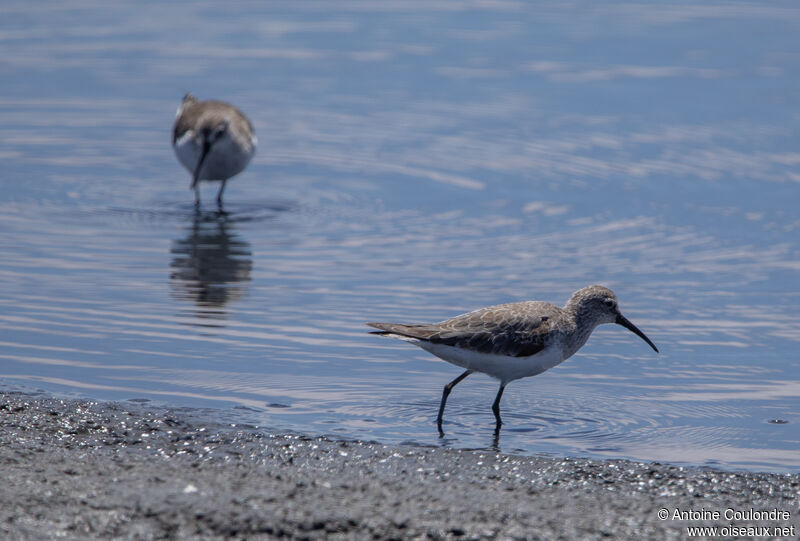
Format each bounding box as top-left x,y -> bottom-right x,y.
169,209 -> 254,321
104,199 -> 296,226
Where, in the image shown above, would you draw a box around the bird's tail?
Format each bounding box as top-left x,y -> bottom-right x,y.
365,322 -> 436,340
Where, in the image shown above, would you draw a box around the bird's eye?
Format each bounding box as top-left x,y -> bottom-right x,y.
207,125 -> 227,141
603,299 -> 616,309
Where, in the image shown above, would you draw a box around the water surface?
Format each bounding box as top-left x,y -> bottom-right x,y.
1,1 -> 799,472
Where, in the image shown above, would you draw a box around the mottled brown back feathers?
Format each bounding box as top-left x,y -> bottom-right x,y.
367,301 -> 565,358
172,96 -> 255,144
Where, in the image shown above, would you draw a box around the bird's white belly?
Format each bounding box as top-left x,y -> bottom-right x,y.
174,131 -> 202,173
174,131 -> 255,181
413,340 -> 565,384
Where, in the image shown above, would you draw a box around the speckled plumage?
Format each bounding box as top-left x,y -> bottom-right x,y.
172,95 -> 255,147
368,301 -> 560,358
368,285 -> 658,432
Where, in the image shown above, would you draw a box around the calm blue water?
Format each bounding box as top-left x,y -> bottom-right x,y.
1,1 -> 798,472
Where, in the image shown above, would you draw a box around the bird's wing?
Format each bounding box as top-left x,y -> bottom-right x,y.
367,302 -> 559,358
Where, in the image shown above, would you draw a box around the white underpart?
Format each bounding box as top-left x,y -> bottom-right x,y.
174,129 -> 255,182
174,130 -> 202,173
385,334 -> 566,385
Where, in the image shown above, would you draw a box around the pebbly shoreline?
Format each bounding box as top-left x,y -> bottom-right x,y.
1,391 -> 798,540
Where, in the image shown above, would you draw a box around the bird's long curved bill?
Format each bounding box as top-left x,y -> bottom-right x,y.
616,314 -> 658,353
191,138 -> 211,190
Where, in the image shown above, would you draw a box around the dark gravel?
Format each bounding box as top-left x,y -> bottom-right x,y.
1,391 -> 798,540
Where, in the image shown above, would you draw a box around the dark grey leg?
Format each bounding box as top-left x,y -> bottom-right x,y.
216,179 -> 228,208
491,426 -> 501,450
437,369 -> 472,434
492,384 -> 506,429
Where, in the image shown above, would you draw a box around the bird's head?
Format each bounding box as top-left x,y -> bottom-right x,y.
567,285 -> 658,353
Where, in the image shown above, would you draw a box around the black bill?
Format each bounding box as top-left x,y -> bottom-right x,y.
191,137 -> 211,190
616,314 -> 658,353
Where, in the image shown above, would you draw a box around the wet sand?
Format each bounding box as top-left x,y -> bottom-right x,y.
1,391 -> 798,540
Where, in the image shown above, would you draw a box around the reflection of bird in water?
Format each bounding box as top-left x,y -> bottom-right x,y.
169,210 -> 253,318
172,93 -> 256,209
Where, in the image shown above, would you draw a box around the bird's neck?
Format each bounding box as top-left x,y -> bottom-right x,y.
562,304 -> 602,358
